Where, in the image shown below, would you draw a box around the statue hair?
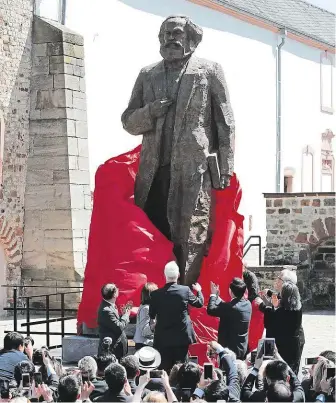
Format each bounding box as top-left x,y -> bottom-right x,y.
159,15 -> 203,50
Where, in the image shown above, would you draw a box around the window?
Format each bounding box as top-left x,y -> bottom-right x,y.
321,129 -> 335,191
34,0 -> 65,24
0,111 -> 4,185
284,167 -> 295,193
301,146 -> 314,192
320,51 -> 334,113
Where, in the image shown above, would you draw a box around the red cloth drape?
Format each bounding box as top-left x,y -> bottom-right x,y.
77,145 -> 263,363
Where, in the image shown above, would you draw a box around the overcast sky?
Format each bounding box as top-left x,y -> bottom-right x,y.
307,0 -> 336,12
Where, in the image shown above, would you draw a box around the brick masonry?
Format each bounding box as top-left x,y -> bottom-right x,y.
0,0 -> 34,298
263,192 -> 335,308
0,8 -> 91,311
21,17 -> 91,306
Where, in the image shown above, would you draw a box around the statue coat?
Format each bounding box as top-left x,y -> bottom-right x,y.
122,56 -> 235,283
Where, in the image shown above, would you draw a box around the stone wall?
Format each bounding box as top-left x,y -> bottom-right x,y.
263,192 -> 335,308
0,0 -> 34,305
21,17 -> 91,307
264,192 -> 335,265
250,264 -> 335,309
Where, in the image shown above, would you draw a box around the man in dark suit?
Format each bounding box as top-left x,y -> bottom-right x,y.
97,284 -> 131,359
94,363 -> 132,402
149,261 -> 204,372
207,278 -> 252,359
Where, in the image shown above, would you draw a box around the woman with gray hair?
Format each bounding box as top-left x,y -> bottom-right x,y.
256,282 -> 304,375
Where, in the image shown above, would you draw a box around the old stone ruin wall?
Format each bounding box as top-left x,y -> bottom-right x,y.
263,192 -> 335,308
0,8 -> 91,313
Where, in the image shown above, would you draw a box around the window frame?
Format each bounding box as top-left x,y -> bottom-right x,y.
320,51 -> 334,114
33,0 -> 66,24
321,130 -> 335,192
301,145 -> 314,192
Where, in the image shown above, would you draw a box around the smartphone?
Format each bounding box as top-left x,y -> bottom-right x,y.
263,338 -> 275,358
189,355 -> 198,365
266,289 -> 277,298
81,374 -> 89,384
305,357 -> 319,365
22,373 -> 31,389
257,339 -> 264,359
55,357 -> 63,366
250,350 -> 257,365
327,367 -> 335,379
125,301 -> 133,309
181,388 -> 192,400
33,372 -> 42,386
150,370 -> 163,378
0,380 -> 9,399
204,363 -> 213,380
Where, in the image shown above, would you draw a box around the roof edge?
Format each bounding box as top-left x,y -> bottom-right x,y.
188,0 -> 335,50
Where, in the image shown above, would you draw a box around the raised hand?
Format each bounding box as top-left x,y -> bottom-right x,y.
81,381 -> 95,401
210,281 -> 219,295
192,283 -> 202,292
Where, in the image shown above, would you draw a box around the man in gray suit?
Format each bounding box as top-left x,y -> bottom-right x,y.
97,284 -> 131,359
122,15 -> 235,285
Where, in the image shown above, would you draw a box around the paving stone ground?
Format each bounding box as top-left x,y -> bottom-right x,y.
0,310 -> 334,364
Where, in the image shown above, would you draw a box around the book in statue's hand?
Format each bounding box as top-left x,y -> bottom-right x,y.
207,153 -> 221,189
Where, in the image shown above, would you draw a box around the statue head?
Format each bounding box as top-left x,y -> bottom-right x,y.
159,16 -> 203,61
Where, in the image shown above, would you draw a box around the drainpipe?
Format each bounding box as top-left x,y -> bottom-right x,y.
61,0 -> 67,25
275,28 -> 287,192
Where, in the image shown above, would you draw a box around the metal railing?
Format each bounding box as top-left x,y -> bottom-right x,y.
2,285 -> 83,350
243,235 -> 262,265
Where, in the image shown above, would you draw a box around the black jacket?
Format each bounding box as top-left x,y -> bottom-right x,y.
149,283 -> 204,347
89,378 -> 108,401
94,389 -> 131,402
243,269 -> 259,302
192,350 -> 240,402
241,364 -> 305,402
207,295 -> 252,359
259,302 -> 305,374
97,300 -> 129,359
218,351 -> 241,402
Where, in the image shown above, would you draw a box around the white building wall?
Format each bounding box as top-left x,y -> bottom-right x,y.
281,41 -> 335,193
39,0 -> 335,254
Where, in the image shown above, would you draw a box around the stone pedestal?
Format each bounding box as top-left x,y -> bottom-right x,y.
63,336 -> 99,363
21,17 -> 91,307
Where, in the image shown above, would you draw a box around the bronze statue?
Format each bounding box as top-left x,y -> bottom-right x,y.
122,16 -> 235,285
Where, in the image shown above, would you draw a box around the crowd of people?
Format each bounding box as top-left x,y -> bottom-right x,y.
0,262 -> 334,402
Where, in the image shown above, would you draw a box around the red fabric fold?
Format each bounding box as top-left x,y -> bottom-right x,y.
77,145 -> 263,363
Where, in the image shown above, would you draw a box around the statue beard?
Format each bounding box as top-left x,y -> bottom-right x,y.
160,42 -> 192,62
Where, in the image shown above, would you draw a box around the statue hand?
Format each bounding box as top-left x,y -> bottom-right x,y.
219,175 -> 231,190
149,99 -> 173,118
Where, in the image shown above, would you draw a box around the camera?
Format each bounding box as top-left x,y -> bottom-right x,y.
0,380 -> 9,399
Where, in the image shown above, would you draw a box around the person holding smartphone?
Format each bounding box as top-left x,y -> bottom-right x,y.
304,357 -> 336,402
0,332 -> 33,382
97,283 -> 132,359
255,282 -> 304,375
241,344 -> 305,402
192,341 -> 240,402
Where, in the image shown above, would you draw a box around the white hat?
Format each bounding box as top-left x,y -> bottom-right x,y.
134,346 -> 161,370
